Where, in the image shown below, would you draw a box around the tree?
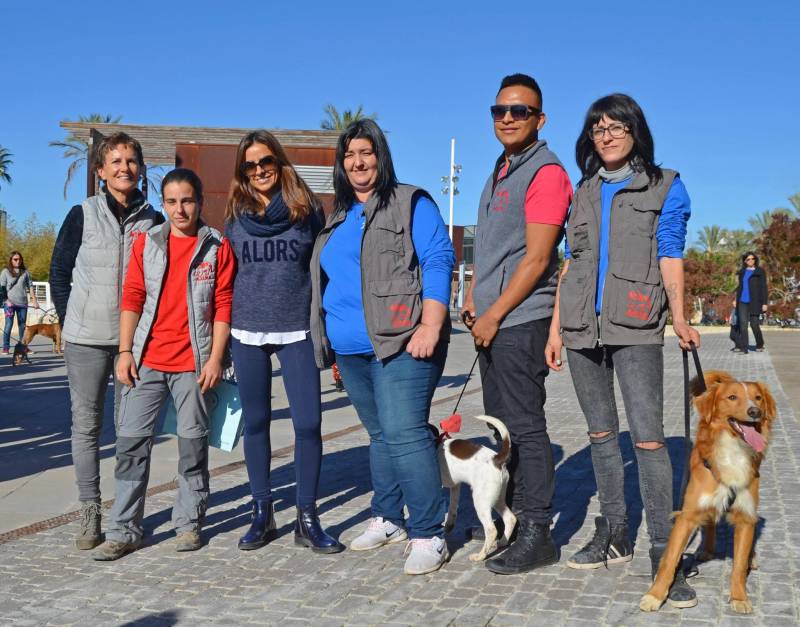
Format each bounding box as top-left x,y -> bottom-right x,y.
0,146 -> 12,191
50,113 -> 122,199
748,209 -> 789,235
754,213 -> 800,319
0,213 -> 57,280
721,228 -> 753,256
695,225 -> 727,255
320,104 -> 377,130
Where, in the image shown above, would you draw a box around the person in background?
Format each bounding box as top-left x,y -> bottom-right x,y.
461,73 -> 572,575
310,119 -> 455,575
49,132 -> 164,550
733,251 -> 768,353
225,130 -> 343,554
94,168 -> 234,560
1,250 -> 39,354
545,93 -> 699,608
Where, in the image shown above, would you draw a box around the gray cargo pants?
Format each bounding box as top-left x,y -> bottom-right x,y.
105,365 -> 210,545
65,342 -> 123,502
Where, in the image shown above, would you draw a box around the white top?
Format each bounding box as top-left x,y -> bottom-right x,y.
231,328 -> 308,346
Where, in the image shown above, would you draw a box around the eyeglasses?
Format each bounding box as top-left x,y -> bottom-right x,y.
589,124 -> 628,141
490,104 -> 541,122
745,257 -> 756,261
240,155 -> 277,177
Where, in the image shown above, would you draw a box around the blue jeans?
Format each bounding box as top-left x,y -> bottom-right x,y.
335,346 -> 446,539
3,304 -> 27,350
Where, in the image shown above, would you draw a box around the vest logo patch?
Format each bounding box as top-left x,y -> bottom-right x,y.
492,190 -> 510,212
388,303 -> 413,328
129,230 -> 145,242
625,290 -> 651,320
193,261 -> 215,282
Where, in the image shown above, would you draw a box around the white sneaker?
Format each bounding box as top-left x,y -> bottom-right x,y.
403,536 -> 449,575
350,517 -> 408,551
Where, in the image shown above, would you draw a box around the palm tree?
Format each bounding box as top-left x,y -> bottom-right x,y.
787,193 -> 800,217
722,228 -> 753,255
695,225 -> 726,255
320,104 -> 377,130
50,113 -> 122,199
0,146 -> 12,191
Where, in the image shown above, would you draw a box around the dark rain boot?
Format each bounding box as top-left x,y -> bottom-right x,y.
649,542 -> 697,609
238,499 -> 277,550
485,518 -> 558,575
294,505 -> 345,554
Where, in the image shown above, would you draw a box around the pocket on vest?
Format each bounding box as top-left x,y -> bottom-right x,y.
375,223 -> 405,254
558,265 -> 591,331
369,278 -> 421,336
606,262 -> 664,329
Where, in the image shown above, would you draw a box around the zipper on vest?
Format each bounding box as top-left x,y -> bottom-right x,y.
359,210 -> 380,359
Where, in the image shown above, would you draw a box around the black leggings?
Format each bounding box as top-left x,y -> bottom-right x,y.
737,302 -> 764,352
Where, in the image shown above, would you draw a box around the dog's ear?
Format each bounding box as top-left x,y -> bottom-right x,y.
694,370 -> 734,397
693,387 -> 717,423
754,382 -> 777,422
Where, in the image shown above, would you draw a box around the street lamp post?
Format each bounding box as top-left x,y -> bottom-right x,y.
440,138 -> 462,241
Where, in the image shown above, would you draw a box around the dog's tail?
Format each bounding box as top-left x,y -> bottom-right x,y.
473,414 -> 511,469
691,370 -> 735,397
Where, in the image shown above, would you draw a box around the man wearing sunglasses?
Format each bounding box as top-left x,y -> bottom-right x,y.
462,73 -> 572,575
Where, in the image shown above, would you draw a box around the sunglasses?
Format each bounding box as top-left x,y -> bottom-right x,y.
490,104 -> 541,121
240,155 -> 277,177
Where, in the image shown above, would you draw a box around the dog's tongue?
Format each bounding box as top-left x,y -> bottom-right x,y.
740,423 -> 765,453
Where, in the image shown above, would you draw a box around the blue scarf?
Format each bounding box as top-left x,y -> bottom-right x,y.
239,191 -> 291,237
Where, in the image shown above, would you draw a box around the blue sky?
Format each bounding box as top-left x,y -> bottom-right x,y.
1,0 -> 799,243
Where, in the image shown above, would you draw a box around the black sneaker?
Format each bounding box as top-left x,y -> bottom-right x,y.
484,519 -> 558,575
566,516 -> 633,569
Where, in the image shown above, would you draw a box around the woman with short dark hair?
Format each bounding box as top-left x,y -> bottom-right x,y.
546,93 -> 699,607
310,119 -> 455,575
733,251 -> 768,353
1,250 -> 39,354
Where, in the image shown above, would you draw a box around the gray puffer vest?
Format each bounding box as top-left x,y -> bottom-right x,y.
62,193 -> 162,345
310,184 -> 447,368
560,169 -> 677,349
131,222 -> 224,375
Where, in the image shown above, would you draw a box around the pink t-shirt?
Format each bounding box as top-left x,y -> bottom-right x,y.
496,163 -> 573,225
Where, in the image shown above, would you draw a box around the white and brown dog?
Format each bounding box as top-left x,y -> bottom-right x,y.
431,414 -> 517,561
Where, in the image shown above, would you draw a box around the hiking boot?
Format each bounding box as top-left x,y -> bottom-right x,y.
350,517 -> 407,551
175,530 -> 202,552
485,518 -> 559,575
93,540 -> 138,561
567,516 -> 633,569
403,536 -> 449,575
75,501 -> 103,550
650,542 -> 698,609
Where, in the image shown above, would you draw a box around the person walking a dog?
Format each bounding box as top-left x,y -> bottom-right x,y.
733,251 -> 768,354
1,250 -> 39,354
545,93 -> 700,607
310,119 -> 455,575
49,132 -> 164,550
93,168 -> 234,560
461,73 -> 572,575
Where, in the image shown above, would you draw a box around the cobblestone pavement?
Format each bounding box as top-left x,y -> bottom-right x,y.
1,333 -> 798,626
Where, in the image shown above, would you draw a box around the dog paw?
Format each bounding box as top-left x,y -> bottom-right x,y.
730,599 -> 753,614
639,594 -> 663,612
469,552 -> 487,562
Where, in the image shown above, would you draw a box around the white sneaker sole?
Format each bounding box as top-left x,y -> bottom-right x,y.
566,553 -> 633,569
350,530 -> 408,552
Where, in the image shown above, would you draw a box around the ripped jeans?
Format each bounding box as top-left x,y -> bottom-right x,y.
566,344 -> 672,546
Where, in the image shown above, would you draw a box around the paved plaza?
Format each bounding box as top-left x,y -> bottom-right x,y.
1,328 -> 798,626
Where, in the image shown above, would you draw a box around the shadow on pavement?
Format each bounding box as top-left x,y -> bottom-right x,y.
119,609 -> 182,626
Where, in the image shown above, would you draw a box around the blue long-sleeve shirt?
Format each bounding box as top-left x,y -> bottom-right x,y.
564,176 -> 691,314
320,195 -> 455,355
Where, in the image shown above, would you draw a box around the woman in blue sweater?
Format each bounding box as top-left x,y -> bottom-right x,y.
310,120 -> 455,575
225,130 -> 343,554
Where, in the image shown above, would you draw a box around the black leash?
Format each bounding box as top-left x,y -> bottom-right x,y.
451,351 -> 481,416
679,342 -> 705,510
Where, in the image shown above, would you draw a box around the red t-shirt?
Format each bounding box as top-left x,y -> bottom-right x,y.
496,163 -> 573,225
122,233 -> 234,372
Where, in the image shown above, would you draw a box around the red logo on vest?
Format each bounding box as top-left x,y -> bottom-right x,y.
388,303 -> 413,328
492,189 -> 510,212
193,261 -> 215,282
625,290 -> 651,320
129,230 -> 145,242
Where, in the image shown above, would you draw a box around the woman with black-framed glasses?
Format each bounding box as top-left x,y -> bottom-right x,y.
733,251 -> 768,353
224,130 -> 344,554
545,93 -> 699,608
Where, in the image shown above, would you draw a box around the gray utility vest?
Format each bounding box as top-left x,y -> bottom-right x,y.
131,222 -> 223,375
559,169 -> 677,349
473,141 -> 565,328
62,193 -> 162,345
310,184 -> 445,368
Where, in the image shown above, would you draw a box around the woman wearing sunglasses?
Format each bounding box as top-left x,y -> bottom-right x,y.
733,251 -> 768,353
1,250 -> 39,354
225,130 -> 344,554
545,94 -> 699,607
310,119 -> 455,575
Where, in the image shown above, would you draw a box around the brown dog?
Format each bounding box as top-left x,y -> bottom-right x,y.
640,370 -> 776,614
22,322 -> 62,354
